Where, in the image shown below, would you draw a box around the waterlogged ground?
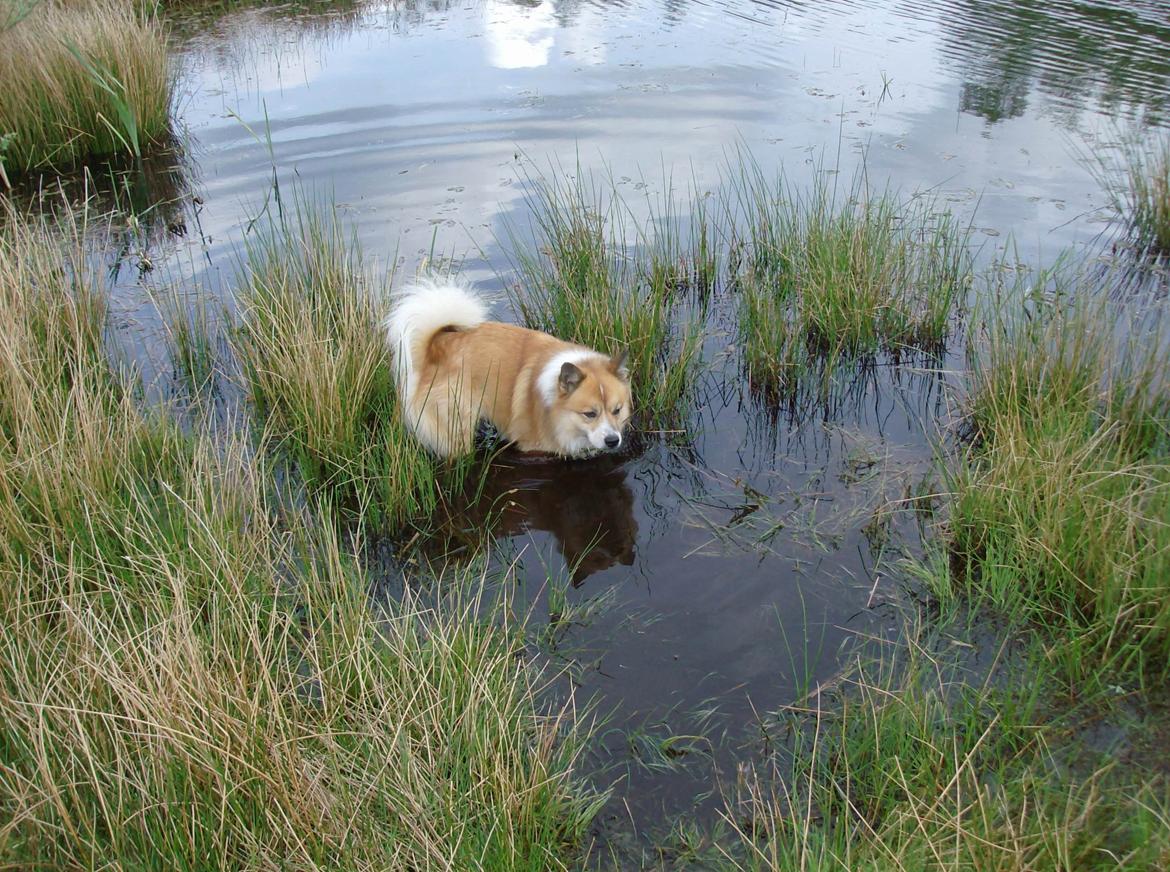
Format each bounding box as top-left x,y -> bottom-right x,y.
17,0 -> 1170,860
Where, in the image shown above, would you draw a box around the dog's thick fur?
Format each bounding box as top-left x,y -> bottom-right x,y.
386,280 -> 632,457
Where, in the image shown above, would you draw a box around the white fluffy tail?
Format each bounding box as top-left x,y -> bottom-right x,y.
386,278 -> 489,409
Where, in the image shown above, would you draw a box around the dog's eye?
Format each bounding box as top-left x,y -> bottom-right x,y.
582,409 -> 598,419
612,406 -> 622,415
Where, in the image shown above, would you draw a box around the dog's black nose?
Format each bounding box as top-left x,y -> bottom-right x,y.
604,434 -> 620,449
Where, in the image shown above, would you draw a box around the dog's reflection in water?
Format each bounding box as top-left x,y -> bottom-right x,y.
442,452 -> 638,585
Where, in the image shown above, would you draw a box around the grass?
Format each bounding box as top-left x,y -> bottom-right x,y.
152,282 -> 220,397
6,129 -> 1168,867
0,0 -> 172,172
709,260 -> 1170,869
1124,136 -> 1170,255
717,606 -> 1170,870
505,164 -> 704,433
233,198 -> 443,526
1091,133 -> 1170,257
729,159 -> 972,397
638,167 -> 720,301
0,204 -> 603,870
946,277 -> 1170,681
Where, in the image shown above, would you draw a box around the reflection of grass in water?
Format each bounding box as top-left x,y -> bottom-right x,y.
504,162 -> 704,432
161,0 -> 365,26
0,0 -> 172,172
0,205 -> 603,869
5,143 -> 196,282
674,476 -> 843,558
947,273 -> 1170,682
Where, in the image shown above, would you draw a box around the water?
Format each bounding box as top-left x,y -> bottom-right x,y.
18,0 -> 1170,858
167,0 -> 1170,287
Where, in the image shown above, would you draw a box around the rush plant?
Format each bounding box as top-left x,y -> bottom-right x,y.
0,0 -> 171,171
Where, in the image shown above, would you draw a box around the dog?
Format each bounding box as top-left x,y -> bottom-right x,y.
386,279 -> 632,457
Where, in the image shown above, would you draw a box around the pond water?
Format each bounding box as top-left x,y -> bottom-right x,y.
22,0 -> 1170,859
168,0 -> 1169,300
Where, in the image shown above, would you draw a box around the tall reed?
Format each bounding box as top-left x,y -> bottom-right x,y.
0,0 -> 172,171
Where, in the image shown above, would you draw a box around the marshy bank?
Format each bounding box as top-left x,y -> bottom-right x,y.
0,204 -> 602,868
0,0 -> 173,179
4,0 -> 1170,868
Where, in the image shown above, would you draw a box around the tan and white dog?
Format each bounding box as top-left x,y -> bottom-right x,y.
386,280 -> 632,457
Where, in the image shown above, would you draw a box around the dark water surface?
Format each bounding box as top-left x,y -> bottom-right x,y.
27,0 -> 1170,859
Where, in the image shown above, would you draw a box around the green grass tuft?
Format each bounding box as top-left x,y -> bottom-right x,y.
948,279 -> 1170,679
505,165 -> 704,433
0,0 -> 173,172
0,204 -> 603,870
153,283 -> 220,397
718,609 -> 1170,870
1126,137 -> 1170,255
1091,132 -> 1170,257
233,198 -> 441,526
730,159 -> 972,396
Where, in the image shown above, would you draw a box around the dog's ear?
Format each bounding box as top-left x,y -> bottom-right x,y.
609,349 -> 630,381
559,361 -> 585,395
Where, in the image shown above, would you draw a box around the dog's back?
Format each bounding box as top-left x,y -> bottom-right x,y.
386,279 -> 488,404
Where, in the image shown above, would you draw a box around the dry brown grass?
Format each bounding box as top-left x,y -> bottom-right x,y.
0,0 -> 171,172
0,204 -> 602,870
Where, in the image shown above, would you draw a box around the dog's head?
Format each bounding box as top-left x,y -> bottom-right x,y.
543,350 -> 632,455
